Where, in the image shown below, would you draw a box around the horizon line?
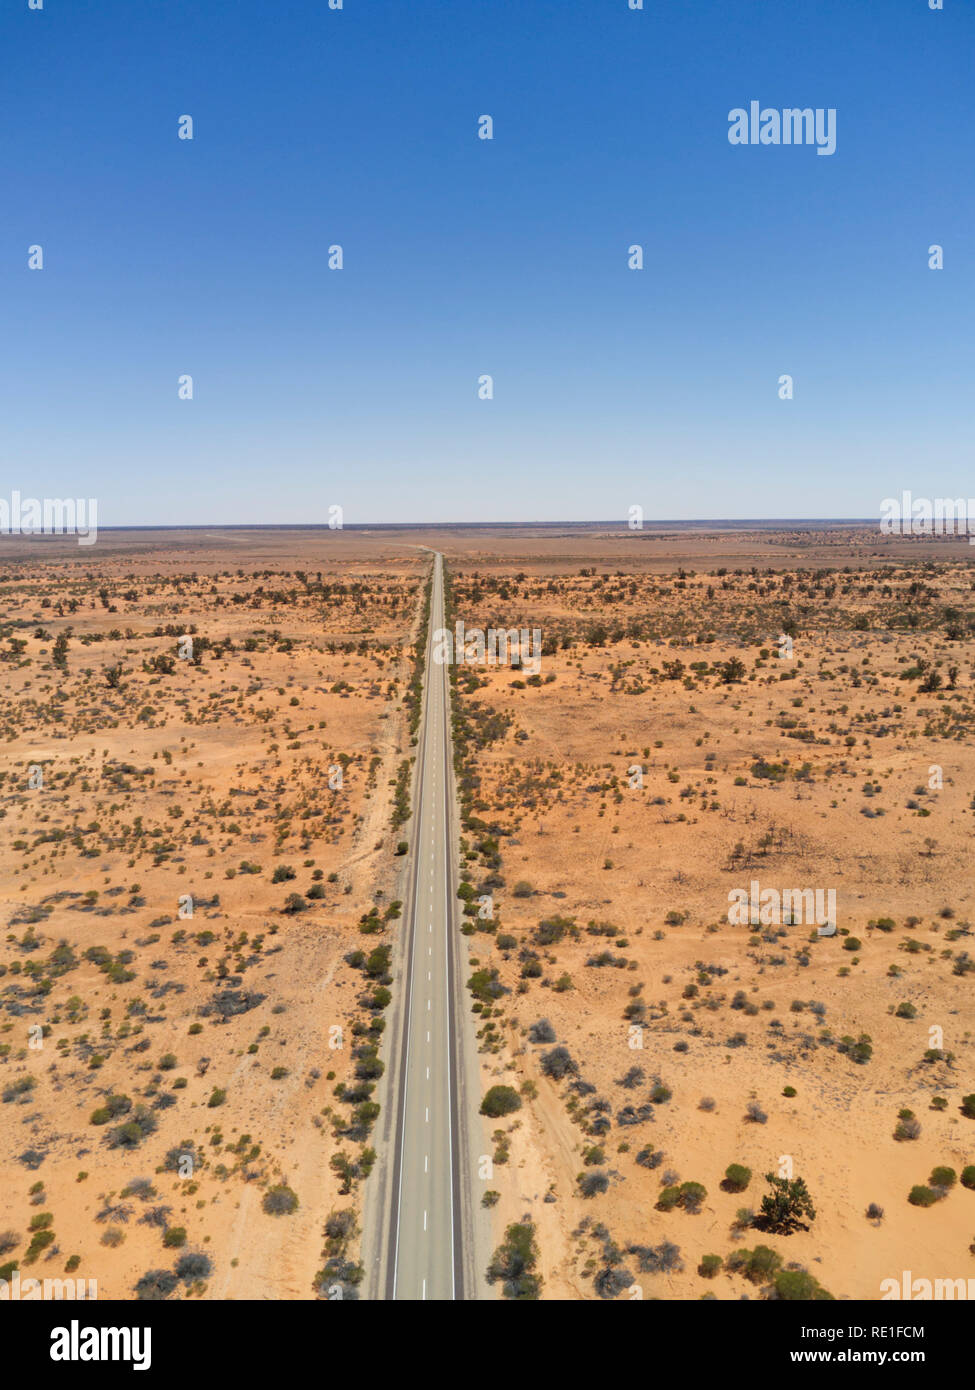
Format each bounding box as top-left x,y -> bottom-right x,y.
0,517 -> 890,534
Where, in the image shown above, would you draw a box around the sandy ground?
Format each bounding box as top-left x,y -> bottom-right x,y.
446,530 -> 975,1300
2,523 -> 973,1302
0,536 -> 425,1299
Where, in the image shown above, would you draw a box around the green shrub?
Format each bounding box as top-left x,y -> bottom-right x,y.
134,1269 -> 178,1301
486,1220 -> 541,1299
678,1181 -> 707,1213
578,1170 -> 610,1198
25,1229 -> 55,1263
774,1269 -> 833,1301
728,1244 -> 781,1283
894,1112 -> 921,1142
175,1252 -> 212,1283
108,1106 -> 156,1149
480,1085 -> 521,1118
723,1163 -> 752,1193
262,1185 -> 299,1216
90,1093 -> 131,1125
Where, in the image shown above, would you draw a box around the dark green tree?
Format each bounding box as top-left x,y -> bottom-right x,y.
758,1173 -> 816,1234
486,1221 -> 542,1300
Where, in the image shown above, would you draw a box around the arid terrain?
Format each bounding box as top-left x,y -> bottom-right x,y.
2,522 -> 973,1302
0,530 -> 428,1300
444,525 -> 975,1300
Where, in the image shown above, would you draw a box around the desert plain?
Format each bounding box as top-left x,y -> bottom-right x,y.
1,521 -> 973,1302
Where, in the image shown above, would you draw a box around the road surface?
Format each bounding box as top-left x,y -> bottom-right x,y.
364,551 -> 483,1300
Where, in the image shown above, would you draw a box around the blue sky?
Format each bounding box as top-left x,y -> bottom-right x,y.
1,0 -> 972,525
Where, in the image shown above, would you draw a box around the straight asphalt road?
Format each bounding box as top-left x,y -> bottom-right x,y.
379,552 -> 469,1300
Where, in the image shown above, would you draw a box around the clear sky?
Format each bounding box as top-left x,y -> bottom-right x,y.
2,0 -> 972,526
